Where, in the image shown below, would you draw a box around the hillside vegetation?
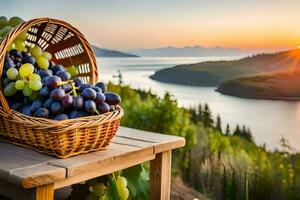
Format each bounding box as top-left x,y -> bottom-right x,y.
151,49 -> 300,99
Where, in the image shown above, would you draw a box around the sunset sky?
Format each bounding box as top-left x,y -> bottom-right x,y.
0,0 -> 299,50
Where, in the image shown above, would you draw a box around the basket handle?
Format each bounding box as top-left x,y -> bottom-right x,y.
0,18 -> 98,115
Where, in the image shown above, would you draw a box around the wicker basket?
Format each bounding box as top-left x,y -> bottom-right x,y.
0,18 -> 123,158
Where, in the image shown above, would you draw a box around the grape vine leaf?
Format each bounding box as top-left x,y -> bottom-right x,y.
122,164 -> 149,200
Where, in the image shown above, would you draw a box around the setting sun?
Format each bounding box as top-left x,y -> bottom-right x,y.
298,45 -> 300,49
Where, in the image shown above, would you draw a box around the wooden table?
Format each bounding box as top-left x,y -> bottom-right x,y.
0,127 -> 185,200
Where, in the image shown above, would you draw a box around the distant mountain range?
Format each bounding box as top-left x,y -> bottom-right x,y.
128,46 -> 247,57
91,45 -> 139,57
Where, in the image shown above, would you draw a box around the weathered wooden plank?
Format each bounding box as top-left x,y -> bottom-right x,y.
0,142 -> 59,186
9,164 -> 66,188
112,136 -> 155,148
118,127 -> 183,143
49,143 -> 153,178
116,127 -> 186,153
54,152 -> 155,189
150,151 -> 172,200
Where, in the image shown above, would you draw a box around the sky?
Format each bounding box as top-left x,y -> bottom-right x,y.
0,0 -> 299,50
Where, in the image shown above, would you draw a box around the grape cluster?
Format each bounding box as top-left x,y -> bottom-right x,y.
2,17 -> 121,121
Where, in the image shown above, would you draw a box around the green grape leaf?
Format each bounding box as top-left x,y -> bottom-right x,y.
122,164 -> 149,200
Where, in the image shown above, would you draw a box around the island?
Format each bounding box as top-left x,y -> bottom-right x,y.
151,49 -> 300,99
91,45 -> 139,57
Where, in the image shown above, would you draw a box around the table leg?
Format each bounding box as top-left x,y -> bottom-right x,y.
150,150 -> 172,200
35,183 -> 54,200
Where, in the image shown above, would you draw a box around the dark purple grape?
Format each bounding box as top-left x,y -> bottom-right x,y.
52,114 -> 68,120
22,56 -> 35,65
43,98 -> 53,109
10,102 -> 23,110
73,78 -> 83,87
39,87 -> 50,98
73,96 -> 83,110
104,92 -> 121,105
50,101 -> 64,114
62,83 -> 72,93
38,69 -> 52,79
95,82 -> 107,93
9,49 -> 22,59
2,77 -> 10,87
21,52 -> 29,57
30,100 -> 43,113
50,88 -> 65,101
77,111 -> 89,117
84,100 -> 96,113
14,60 -> 22,68
51,64 -> 65,74
82,88 -> 96,100
78,84 -> 91,92
5,53 -> 10,61
34,108 -> 49,118
69,110 -> 79,119
95,92 -> 105,104
97,102 -> 110,113
62,95 -> 73,108
56,71 -> 71,81
20,105 -> 32,116
91,86 -> 102,93
4,57 -> 15,69
45,76 -> 62,89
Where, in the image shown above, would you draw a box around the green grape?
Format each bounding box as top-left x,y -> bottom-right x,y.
0,16 -> 8,28
29,79 -> 42,91
30,45 -> 42,57
8,16 -> 24,27
16,31 -> 28,41
15,80 -> 25,90
42,51 -> 52,61
29,73 -> 41,80
22,83 -> 32,96
29,91 -> 39,101
91,183 -> 106,196
36,56 -> 49,69
4,82 -> 17,96
6,67 -> 18,80
15,40 -> 26,52
19,63 -> 34,78
116,176 -> 129,200
66,65 -> 78,77
0,26 -> 13,37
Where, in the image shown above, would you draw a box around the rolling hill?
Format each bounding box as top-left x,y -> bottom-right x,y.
129,46 -> 246,57
151,49 -> 300,99
91,45 -> 139,57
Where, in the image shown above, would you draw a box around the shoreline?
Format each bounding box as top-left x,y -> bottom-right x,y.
215,89 -> 300,101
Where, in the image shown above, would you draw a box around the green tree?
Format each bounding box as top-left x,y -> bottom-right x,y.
216,115 -> 222,132
203,103 -> 213,127
225,124 -> 230,136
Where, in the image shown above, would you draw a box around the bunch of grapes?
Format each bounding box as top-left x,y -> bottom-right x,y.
1,16 -> 121,121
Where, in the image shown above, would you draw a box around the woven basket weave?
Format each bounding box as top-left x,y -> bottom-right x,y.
0,18 -> 123,158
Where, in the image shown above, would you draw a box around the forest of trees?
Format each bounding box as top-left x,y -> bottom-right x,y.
70,82 -> 300,200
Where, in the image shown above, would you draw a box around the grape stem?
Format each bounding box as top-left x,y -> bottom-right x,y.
112,173 -> 117,182
70,81 -> 77,97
